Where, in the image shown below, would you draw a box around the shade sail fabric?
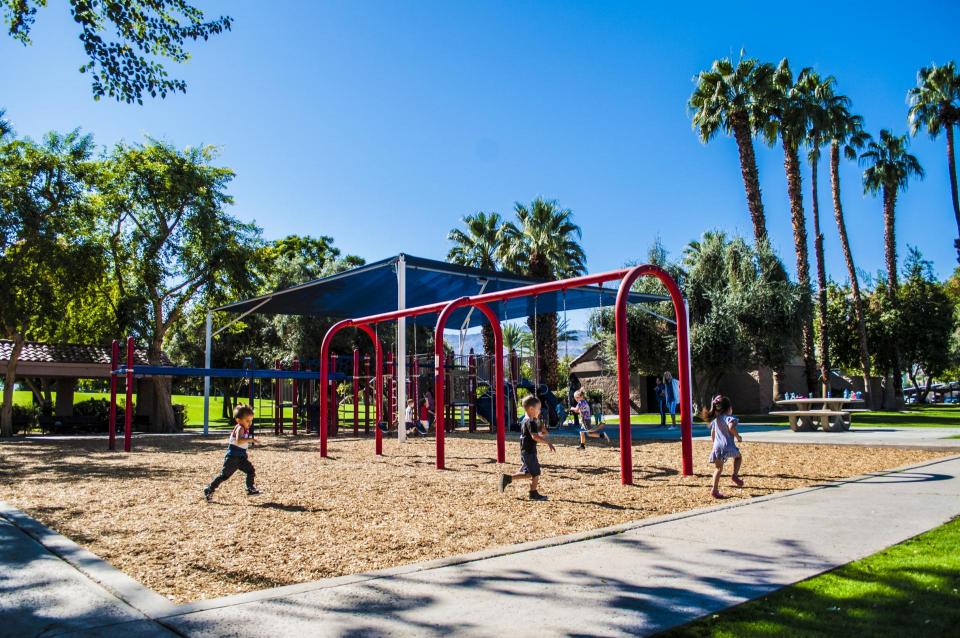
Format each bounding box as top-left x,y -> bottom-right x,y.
215,254 -> 668,327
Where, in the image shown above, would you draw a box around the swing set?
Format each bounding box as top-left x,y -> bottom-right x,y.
318,263 -> 693,486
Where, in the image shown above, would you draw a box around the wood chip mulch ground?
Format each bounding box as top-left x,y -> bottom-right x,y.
0,433 -> 949,603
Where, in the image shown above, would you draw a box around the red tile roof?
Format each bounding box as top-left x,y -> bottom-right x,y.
0,341 -> 169,366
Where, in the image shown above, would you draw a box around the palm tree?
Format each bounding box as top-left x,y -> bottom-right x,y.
770,59 -> 818,394
447,211 -> 503,356
689,53 -> 776,248
800,70 -> 845,394
860,129 -> 924,405
827,107 -> 874,405
0,109 -> 11,139
499,198 -> 586,389
908,61 -> 960,264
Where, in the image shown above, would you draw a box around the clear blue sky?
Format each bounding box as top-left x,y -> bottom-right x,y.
4,0 -> 959,290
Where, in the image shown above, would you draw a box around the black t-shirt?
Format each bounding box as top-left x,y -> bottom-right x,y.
520,416 -> 539,453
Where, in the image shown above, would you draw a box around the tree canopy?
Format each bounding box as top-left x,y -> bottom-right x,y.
2,0 -> 232,103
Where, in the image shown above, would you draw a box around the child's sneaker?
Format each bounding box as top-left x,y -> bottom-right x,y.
247,487 -> 261,496
203,488 -> 212,502
731,475 -> 744,487
528,491 -> 548,501
498,474 -> 512,493
577,443 -> 585,450
711,489 -> 726,499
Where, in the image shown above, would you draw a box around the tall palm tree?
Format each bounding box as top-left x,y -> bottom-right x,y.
800,70 -> 846,394
908,61 -> 960,264
499,198 -> 586,389
827,107 -> 874,405
0,109 -> 11,139
447,211 -> 503,356
689,53 -> 776,248
770,59 -> 818,393
860,129 -> 924,405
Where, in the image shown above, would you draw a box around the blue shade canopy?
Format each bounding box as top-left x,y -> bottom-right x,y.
215,254 -> 669,327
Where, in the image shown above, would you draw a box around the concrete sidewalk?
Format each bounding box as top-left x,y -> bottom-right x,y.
4,455 -> 959,637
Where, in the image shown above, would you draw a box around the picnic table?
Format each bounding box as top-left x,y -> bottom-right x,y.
769,397 -> 865,432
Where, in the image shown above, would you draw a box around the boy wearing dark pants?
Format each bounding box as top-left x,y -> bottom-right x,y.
204,404 -> 261,501
498,395 -> 555,500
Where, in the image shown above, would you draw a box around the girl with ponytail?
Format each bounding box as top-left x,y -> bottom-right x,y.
702,395 -> 744,498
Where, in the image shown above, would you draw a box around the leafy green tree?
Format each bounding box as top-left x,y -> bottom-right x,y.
499,198 -> 586,389
908,61 -> 960,264
2,0 -> 232,104
769,59 -> 818,394
898,248 -> 957,400
0,129 -> 104,436
447,212 -> 504,356
97,139 -> 259,431
689,52 -> 775,247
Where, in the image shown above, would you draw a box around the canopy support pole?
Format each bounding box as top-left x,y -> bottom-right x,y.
396,255 -> 407,443
203,310 -> 212,435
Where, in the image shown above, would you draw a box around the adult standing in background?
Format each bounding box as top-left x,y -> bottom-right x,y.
663,371 -> 680,428
567,373 -> 582,426
655,377 -> 667,426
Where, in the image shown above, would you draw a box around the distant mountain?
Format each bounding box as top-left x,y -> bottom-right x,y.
448,330 -> 594,360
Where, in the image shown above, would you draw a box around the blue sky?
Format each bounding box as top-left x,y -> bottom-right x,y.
4,0 -> 959,293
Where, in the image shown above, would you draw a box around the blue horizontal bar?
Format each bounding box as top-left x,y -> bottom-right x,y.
112,366 -> 347,381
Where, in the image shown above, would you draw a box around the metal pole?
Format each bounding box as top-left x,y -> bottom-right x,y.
292,358 -> 300,435
123,337 -> 134,453
396,255 -> 407,443
364,354 -> 371,434
108,339 -> 118,450
468,349 -> 477,433
274,358 -> 281,435
353,348 -> 360,436
203,310 -> 212,435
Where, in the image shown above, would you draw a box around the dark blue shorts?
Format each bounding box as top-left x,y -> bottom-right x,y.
520,450 -> 541,477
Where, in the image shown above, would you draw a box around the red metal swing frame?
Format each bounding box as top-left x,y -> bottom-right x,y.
318,264 -> 693,485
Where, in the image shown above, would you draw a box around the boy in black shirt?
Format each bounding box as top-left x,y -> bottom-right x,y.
498,394 -> 555,500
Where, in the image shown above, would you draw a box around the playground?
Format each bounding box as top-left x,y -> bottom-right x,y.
0,432 -> 948,603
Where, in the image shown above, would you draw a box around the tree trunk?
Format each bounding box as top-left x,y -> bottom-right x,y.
773,367 -> 785,402
810,152 -> 830,396
830,143 -> 874,407
527,311 -> 559,389
946,124 -> 960,265
481,323 -> 495,357
1,334 -> 23,437
148,339 -> 177,432
783,139 -> 818,394
883,185 -> 904,407
731,113 -> 769,248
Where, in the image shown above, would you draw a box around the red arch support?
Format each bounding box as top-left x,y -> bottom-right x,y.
319,320 -> 384,457
433,300 -> 505,469
615,265 -> 693,483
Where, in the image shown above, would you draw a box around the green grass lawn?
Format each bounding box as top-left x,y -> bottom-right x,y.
853,406 -> 960,428
659,517 -> 960,638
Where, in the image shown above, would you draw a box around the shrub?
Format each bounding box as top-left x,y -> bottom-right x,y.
73,398 -> 124,425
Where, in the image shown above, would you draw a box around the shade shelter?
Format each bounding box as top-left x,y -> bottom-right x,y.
206,254 -> 668,435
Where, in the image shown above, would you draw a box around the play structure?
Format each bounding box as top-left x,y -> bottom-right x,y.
107,255 -> 693,486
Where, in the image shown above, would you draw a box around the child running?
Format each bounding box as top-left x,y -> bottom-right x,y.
204,404 -> 261,501
573,389 -> 609,449
498,395 -> 555,500
703,394 -> 744,499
